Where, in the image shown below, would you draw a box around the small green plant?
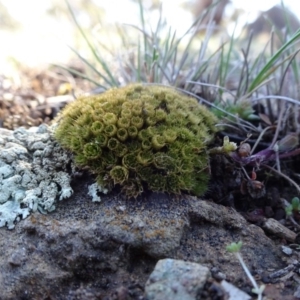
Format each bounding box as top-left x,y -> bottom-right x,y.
211,98 -> 260,121
285,197 -> 300,216
227,241 -> 265,300
209,136 -> 237,155
54,83 -> 218,198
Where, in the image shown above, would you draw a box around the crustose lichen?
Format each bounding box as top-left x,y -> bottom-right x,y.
0,125 -> 73,229
54,84 -> 218,198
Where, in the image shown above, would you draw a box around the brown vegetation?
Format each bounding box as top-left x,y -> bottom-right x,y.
192,0 -> 229,31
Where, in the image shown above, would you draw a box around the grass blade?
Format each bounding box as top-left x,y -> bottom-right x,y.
247,29 -> 300,93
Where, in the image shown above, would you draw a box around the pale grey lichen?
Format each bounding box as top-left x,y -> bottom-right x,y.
88,183 -> 108,202
0,124 -> 73,229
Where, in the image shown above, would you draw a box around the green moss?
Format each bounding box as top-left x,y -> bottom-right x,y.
54,84 -> 219,198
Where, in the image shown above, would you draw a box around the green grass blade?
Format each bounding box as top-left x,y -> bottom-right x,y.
67,45 -> 112,86
247,29 -> 300,93
52,64 -> 106,87
65,0 -> 119,87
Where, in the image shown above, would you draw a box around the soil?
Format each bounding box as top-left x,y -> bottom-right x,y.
1,67 -> 300,299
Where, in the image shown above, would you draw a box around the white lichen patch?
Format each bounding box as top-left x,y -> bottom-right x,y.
88,183 -> 108,202
0,124 -> 73,229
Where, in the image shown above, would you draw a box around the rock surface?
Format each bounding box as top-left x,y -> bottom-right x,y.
145,258 -> 210,300
0,173 -> 286,299
0,125 -> 73,229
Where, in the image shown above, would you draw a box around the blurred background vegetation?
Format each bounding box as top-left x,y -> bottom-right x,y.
1,0 -> 300,135
0,0 -> 299,74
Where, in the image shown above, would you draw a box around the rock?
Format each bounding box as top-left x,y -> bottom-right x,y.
221,280 -> 251,300
294,285 -> 300,298
0,124 -> 73,229
145,258 -> 210,300
0,177 -> 287,299
281,245 -> 293,256
263,218 -> 297,242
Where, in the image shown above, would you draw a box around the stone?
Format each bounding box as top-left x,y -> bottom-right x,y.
0,124 -> 73,229
0,178 -> 286,299
145,259 -> 210,300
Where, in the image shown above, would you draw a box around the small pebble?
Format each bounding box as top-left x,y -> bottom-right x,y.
281,245 -> 293,256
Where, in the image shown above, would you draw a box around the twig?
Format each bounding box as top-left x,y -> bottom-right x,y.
262,164 -> 300,194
